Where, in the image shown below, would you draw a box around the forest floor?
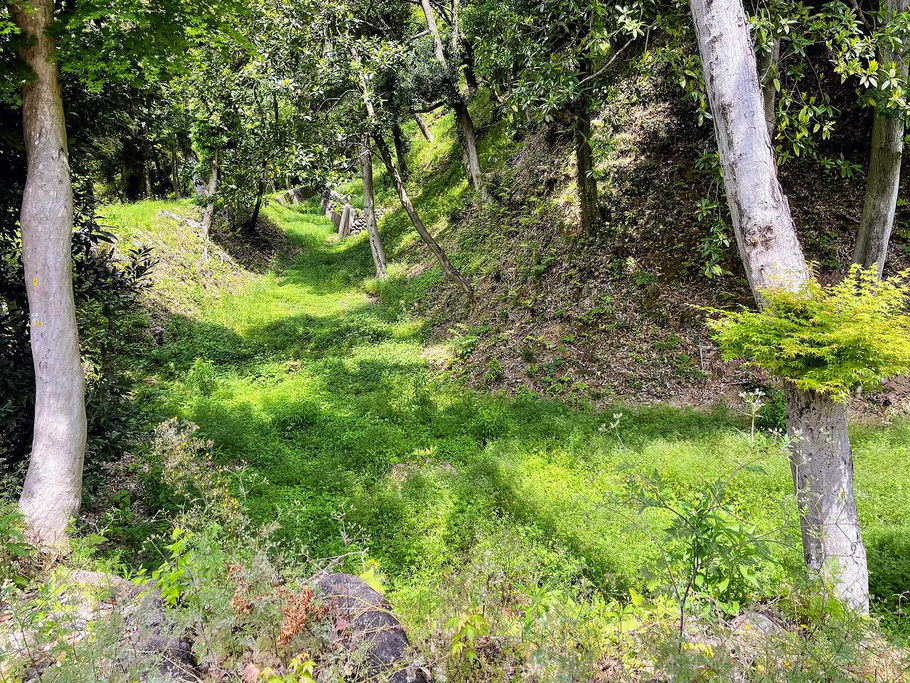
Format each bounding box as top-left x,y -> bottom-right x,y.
101,197 -> 910,647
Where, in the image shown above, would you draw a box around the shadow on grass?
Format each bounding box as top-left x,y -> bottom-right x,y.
135,199 -> 910,621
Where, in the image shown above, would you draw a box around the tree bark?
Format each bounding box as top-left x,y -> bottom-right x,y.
361,142 -> 387,277
10,0 -> 87,545
758,36 -> 780,138
188,150 -> 208,198
392,124 -> 410,180
463,44 -> 480,92
690,0 -> 869,611
373,135 -> 475,302
854,0 -> 910,276
415,114 -> 434,142
454,101 -> 484,196
418,0 -> 485,196
248,188 -> 264,233
201,149 -> 219,260
573,92 -> 599,235
785,385 -> 869,610
171,146 -> 182,199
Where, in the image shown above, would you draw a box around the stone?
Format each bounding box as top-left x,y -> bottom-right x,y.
728,609 -> 787,665
315,572 -> 429,682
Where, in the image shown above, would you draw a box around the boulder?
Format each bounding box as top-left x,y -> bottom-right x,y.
0,570 -> 199,682
315,572 -> 429,682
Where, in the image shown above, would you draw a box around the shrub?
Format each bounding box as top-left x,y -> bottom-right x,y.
707,266 -> 910,401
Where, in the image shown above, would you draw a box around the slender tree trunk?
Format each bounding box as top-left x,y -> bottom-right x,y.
201,149 -> 219,260
454,102 -> 484,196
574,101 -> 599,235
373,135 -> 474,302
353,46 -> 473,301
392,124 -> 410,180
361,142 -> 387,277
758,37 -> 780,138
10,0 -> 87,545
463,44 -> 480,92
419,0 -> 485,196
415,114 -> 434,142
143,158 -> 153,198
690,0 -> 869,611
248,188 -> 264,233
854,0 -> 910,276
171,146 -> 182,199
188,150 -> 206,198
122,137 -> 145,201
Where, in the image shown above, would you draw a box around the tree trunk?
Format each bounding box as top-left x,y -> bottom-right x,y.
854,0 -> 909,276
785,385 -> 869,610
248,188 -> 264,233
758,36 -> 780,138
418,0 -> 485,196
392,124 -> 410,180
415,114 -> 434,142
188,150 -> 207,198
690,0 -> 869,611
361,143 -> 387,277
171,140 -> 182,199
143,158 -> 153,198
122,137 -> 145,201
201,150 -> 219,260
373,135 -> 475,302
454,101 -> 485,196
463,44 -> 480,92
574,102 -> 599,235
10,0 -> 87,545
353,46 -> 473,301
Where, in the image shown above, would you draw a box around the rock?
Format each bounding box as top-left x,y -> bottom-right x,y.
1,570 -> 200,682
127,590 -> 198,681
157,210 -> 202,231
315,572 -> 429,682
728,609 -> 787,664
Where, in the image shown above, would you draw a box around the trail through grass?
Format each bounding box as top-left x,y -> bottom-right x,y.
121,198 -> 910,637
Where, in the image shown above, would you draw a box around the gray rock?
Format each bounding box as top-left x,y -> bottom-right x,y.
315,572 -> 429,682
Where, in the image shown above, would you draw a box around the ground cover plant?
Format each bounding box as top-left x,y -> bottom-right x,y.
5,0 -> 910,677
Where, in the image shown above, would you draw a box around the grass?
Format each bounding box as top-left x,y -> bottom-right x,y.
104,109 -> 910,645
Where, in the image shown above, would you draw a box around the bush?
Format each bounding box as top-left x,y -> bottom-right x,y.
708,266 -> 910,401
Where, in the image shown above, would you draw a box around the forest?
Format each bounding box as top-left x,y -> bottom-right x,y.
2,0 -> 910,678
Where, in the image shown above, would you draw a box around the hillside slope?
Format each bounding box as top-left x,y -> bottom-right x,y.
368,70 -> 910,418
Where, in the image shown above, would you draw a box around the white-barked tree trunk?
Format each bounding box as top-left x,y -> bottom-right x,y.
690,0 -> 870,611
10,0 -> 88,545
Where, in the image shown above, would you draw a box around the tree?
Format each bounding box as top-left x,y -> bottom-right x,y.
8,0 -> 87,544
360,140 -> 388,277
353,46 -> 475,301
464,0 -> 652,234
690,0 -> 869,610
854,0 -> 910,276
418,0 -> 485,196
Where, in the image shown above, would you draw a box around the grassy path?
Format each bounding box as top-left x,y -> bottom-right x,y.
123,200 -> 910,631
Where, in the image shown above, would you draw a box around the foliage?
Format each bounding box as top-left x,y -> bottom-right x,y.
0,505 -> 32,587
624,463 -> 780,628
708,266 -> 910,401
